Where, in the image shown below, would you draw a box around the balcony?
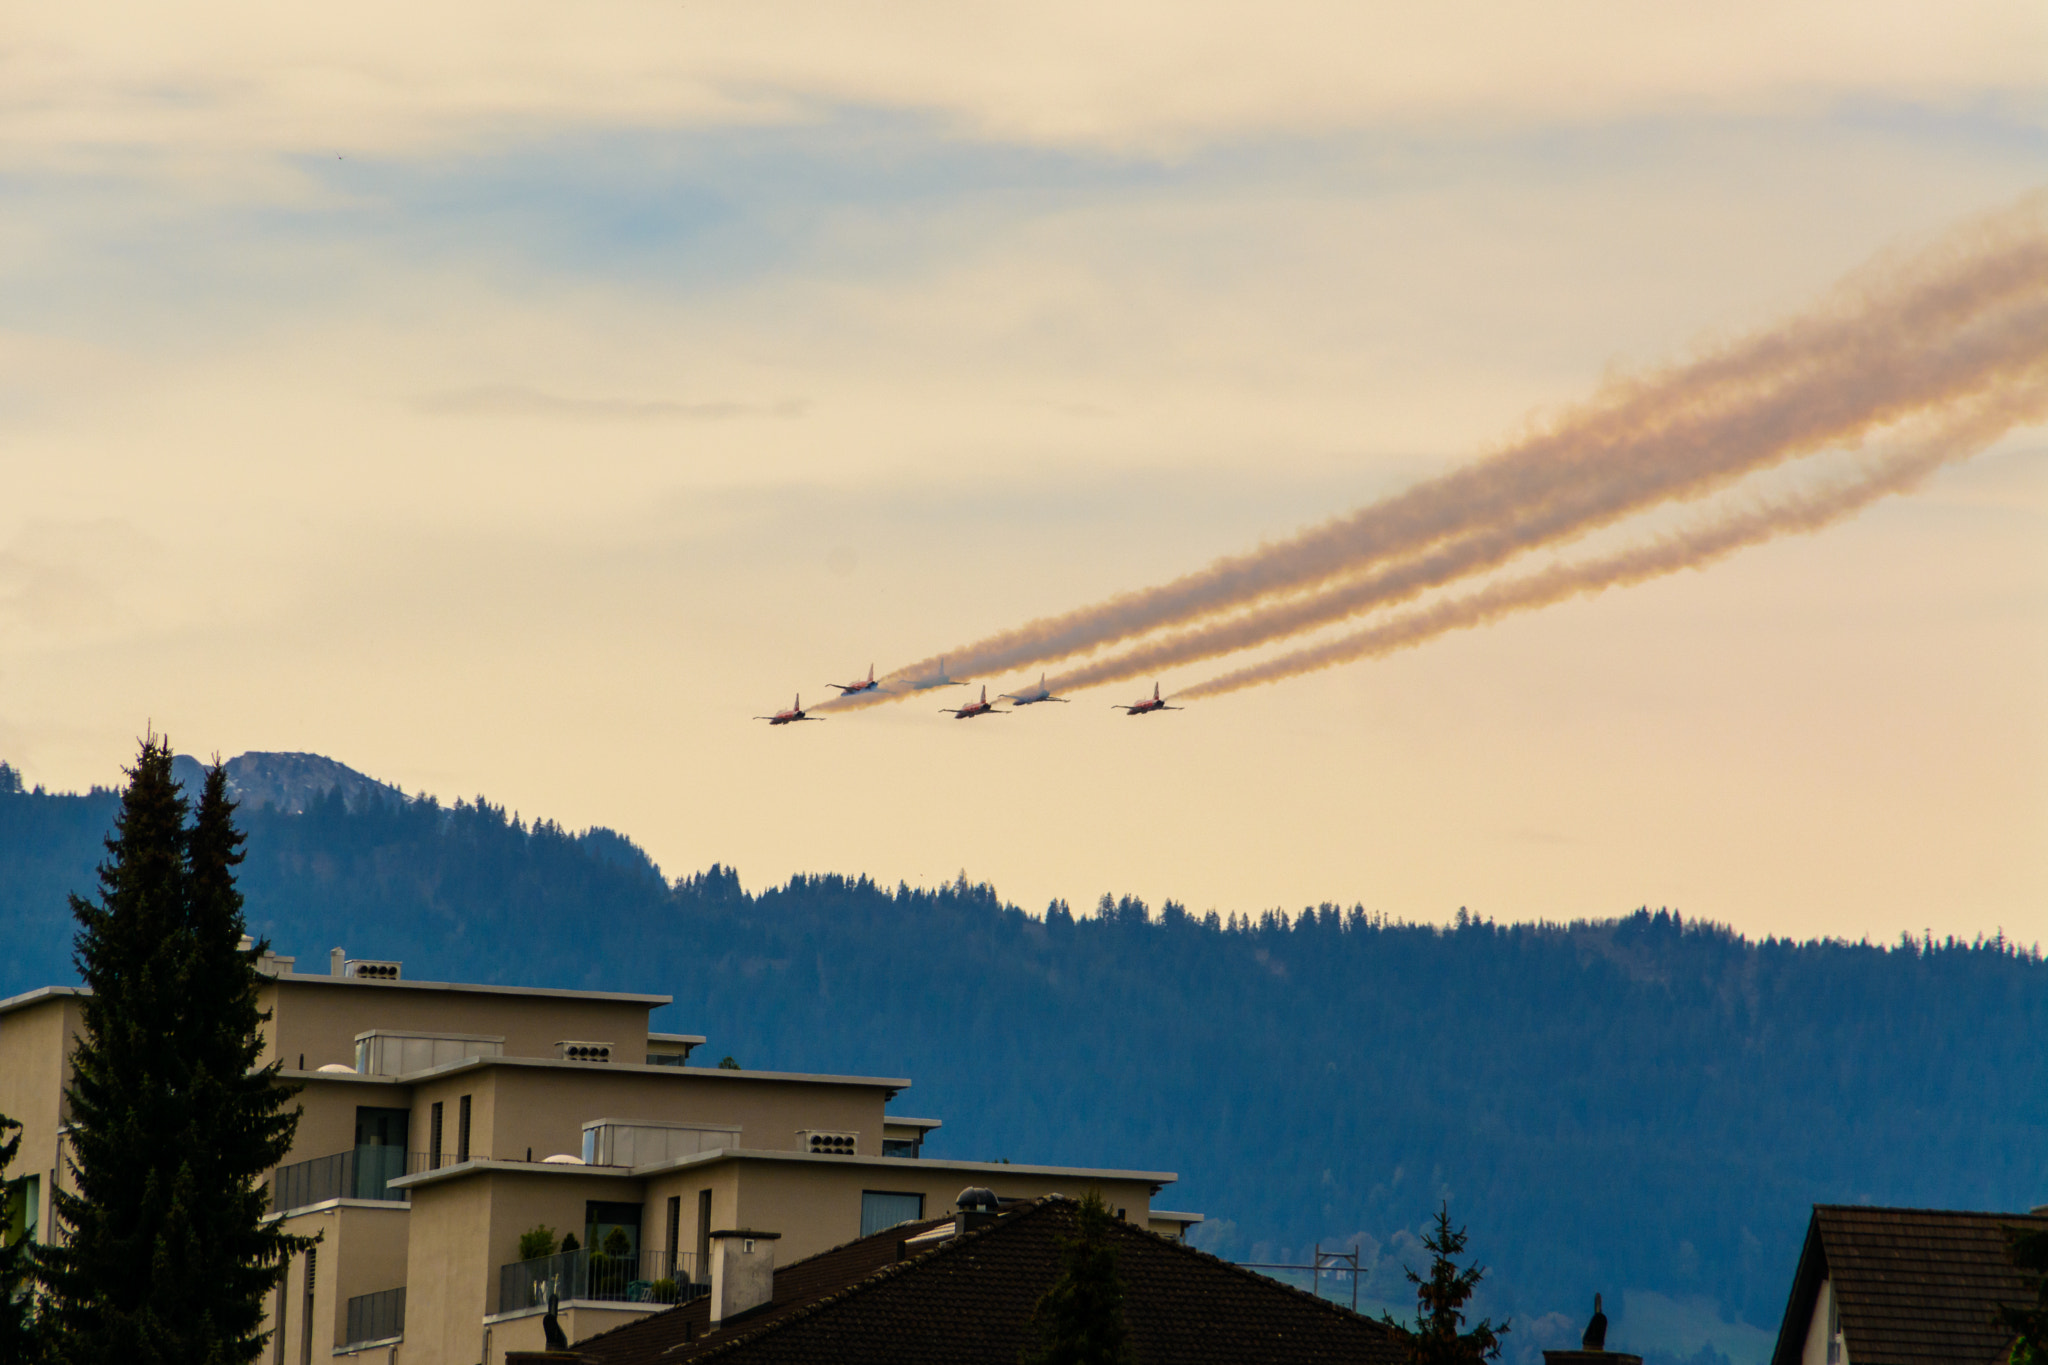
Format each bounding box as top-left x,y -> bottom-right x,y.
270,1147 -> 409,1211
498,1247 -> 703,1315
272,1145 -> 503,1211
342,1286 -> 405,1349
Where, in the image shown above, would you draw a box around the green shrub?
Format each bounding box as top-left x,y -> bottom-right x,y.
518,1225 -> 558,1261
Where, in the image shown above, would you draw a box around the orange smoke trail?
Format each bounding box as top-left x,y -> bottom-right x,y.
1178,376 -> 2048,700
1045,296 -> 2048,695
823,197 -> 2048,711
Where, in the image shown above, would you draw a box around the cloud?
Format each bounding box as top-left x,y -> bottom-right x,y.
412,385 -> 807,422
5,0 -> 2041,171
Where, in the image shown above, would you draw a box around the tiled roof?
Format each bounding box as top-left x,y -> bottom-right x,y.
562,1198 -> 1405,1365
1770,1205 -> 2047,1365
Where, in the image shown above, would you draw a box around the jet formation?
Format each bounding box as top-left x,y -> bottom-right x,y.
756,671 -> 1178,725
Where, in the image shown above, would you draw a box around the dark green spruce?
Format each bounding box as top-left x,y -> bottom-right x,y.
2003,1222 -> 2048,1365
1020,1191 -> 1134,1365
1383,1204 -> 1505,1365
36,740 -> 308,1365
2,1111 -> 35,1357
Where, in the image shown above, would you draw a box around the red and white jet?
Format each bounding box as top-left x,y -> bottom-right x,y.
755,694 -> 824,725
999,673 -> 1069,707
1113,682 -> 1182,716
828,665 -> 879,696
941,685 -> 1004,720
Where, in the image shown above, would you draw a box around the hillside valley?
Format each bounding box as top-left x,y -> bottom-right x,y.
1,753 -> 2042,1365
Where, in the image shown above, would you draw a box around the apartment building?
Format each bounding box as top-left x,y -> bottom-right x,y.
0,947 -> 1199,1365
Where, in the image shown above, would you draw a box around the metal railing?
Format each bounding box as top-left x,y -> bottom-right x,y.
343,1286 -> 406,1347
270,1147 -> 408,1211
498,1247 -> 703,1313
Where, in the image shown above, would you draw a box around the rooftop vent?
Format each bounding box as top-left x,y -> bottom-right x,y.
797,1129 -> 858,1155
343,960 -> 401,981
955,1186 -> 1001,1235
555,1041 -> 613,1064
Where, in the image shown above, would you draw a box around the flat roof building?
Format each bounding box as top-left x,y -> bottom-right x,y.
0,947 -> 1192,1365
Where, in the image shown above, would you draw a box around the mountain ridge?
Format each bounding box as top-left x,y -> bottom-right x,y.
1,752 -> 2040,1365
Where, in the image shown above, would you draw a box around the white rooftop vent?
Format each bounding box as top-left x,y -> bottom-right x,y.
797,1129 -> 859,1155
556,1040 -> 613,1064
343,959 -> 401,981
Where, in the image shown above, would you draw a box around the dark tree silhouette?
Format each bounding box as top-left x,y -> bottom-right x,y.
1384,1203 -> 1506,1364
36,741 -> 309,1364
0,1112 -> 34,1357
2002,1223 -> 2048,1364
1021,1192 -> 1135,1365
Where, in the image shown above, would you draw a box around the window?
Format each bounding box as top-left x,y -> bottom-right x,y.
860,1190 -> 924,1237
352,1107 -> 408,1199
1827,1294 -> 1842,1365
666,1196 -> 682,1269
429,1102 -> 444,1168
456,1095 -> 472,1163
2,1174 -> 37,1246
882,1138 -> 922,1159
585,1201 -> 643,1259
696,1189 -> 712,1280
300,1248 -> 317,1365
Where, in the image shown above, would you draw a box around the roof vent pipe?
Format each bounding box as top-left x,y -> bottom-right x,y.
955,1186 -> 1000,1236
330,947 -> 346,977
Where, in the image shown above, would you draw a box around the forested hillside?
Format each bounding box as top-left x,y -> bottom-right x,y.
3,759 -> 2042,1365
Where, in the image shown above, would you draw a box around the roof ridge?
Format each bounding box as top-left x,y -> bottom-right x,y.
681,1198 -> 1070,1361
1107,1214 -> 1396,1331
570,1214 -> 964,1354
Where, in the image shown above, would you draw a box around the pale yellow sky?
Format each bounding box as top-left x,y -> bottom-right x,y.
3,2 -> 2044,944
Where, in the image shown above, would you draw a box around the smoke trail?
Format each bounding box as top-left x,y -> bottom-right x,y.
824,197 -> 2048,709
1048,304 -> 2048,699
1178,376 -> 2048,700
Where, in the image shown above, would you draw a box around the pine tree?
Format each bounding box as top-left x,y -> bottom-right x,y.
36,741 -> 308,1365
1382,1203 -> 1506,1364
1020,1192 -> 1134,1365
2002,1224 -> 2048,1364
1,1112 -> 36,1358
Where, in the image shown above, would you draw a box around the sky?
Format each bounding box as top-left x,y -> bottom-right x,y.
3,1 -> 2045,947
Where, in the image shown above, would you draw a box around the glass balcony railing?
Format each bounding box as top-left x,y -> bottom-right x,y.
498,1247 -> 704,1314
342,1286 -> 406,1347
270,1147 -> 409,1211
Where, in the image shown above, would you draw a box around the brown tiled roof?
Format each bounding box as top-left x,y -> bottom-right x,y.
1769,1205 -> 2047,1365
561,1198 -> 1405,1365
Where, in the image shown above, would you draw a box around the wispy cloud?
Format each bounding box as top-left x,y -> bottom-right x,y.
413,385 -> 806,421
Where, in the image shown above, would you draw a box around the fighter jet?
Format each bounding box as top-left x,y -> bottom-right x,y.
755,694 -> 824,725
828,665 -> 880,696
999,673 -> 1069,706
905,657 -> 965,691
1113,682 -> 1181,716
941,685 -> 1004,719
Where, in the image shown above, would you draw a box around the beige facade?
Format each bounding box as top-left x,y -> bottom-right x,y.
0,952 -> 1188,1365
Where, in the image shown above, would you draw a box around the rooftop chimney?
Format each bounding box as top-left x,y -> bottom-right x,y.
330,947 -> 345,977
708,1229 -> 780,1326
954,1186 -> 1001,1236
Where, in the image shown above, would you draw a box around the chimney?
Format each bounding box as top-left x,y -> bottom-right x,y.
708,1230 -> 779,1326
954,1186 -> 1001,1236
330,947 -> 346,977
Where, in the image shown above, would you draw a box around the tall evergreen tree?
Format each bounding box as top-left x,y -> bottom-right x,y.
1383,1204 -> 1506,1364
2002,1224 -> 2048,1365
1020,1192 -> 1134,1365
1,1112 -> 36,1358
36,741 -> 307,1365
